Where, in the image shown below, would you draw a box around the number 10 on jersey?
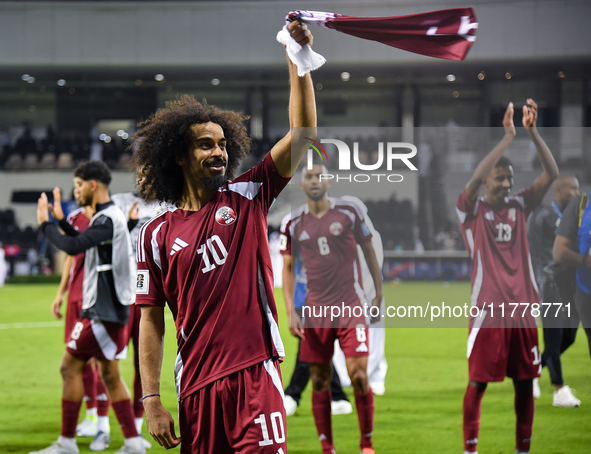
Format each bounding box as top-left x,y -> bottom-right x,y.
197,235 -> 228,273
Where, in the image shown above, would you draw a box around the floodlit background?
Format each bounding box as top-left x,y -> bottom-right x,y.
0,1 -> 590,453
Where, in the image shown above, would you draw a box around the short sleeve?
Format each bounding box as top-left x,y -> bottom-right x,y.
135,223 -> 166,307
456,187 -> 479,224
352,205 -> 372,245
279,215 -> 291,256
228,153 -> 291,215
556,195 -> 582,244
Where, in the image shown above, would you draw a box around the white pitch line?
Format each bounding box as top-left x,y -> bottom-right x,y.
0,314 -> 175,330
0,321 -> 63,330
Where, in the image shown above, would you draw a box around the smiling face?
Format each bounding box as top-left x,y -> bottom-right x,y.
484,165 -> 514,206
180,122 -> 228,190
300,164 -> 330,202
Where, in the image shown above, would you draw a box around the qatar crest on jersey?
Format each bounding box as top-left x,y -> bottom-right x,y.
215,206 -> 237,226
508,208 -> 516,222
329,221 -> 343,236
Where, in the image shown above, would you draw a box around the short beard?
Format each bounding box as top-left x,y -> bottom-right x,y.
306,191 -> 325,202
201,173 -> 228,191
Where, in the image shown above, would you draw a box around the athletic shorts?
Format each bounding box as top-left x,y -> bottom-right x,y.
66,317 -> 128,362
300,322 -> 369,364
467,310 -> 540,382
178,359 -> 286,454
65,300 -> 82,343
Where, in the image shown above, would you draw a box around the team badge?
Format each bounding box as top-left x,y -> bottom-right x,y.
215,206 -> 237,226
508,208 -> 516,222
136,270 -> 149,295
329,222 -> 343,236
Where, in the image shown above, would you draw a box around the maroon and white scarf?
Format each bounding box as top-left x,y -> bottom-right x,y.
277,8 -> 478,76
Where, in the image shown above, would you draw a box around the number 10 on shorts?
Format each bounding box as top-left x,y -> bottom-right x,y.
255,412 -> 285,446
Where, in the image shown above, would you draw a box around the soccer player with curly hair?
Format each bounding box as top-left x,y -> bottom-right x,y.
134,21 -> 317,453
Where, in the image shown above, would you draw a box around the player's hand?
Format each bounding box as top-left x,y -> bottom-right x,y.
288,19 -> 313,47
503,102 -> 516,139
128,200 -> 140,220
144,399 -> 181,450
369,296 -> 382,324
522,98 -> 538,131
37,193 -> 50,226
289,310 -> 305,339
51,296 -> 64,319
48,187 -> 65,221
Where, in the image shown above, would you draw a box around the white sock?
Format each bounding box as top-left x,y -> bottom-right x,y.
86,407 -> 98,418
134,417 -> 144,434
58,436 -> 77,447
98,416 -> 110,433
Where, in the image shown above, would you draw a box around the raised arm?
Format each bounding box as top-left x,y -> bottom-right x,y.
465,103 -> 516,201
524,99 -> 559,206
271,21 -> 317,177
139,305 -> 181,449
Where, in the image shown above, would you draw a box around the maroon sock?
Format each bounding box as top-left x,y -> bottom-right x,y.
111,399 -> 139,439
463,384 -> 486,452
354,390 -> 374,448
515,384 -> 535,452
61,399 -> 82,438
312,391 -> 333,452
96,378 -> 110,417
82,362 -> 97,410
133,372 -> 144,418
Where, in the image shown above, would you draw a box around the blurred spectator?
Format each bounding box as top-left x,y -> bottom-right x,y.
13,127 -> 37,157
41,125 -> 61,154
27,247 -> 39,275
0,127 -> 11,166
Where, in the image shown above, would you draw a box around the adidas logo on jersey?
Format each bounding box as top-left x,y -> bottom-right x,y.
355,342 -> 368,353
67,340 -> 77,350
484,211 -> 495,221
170,237 -> 189,256
298,230 -> 310,241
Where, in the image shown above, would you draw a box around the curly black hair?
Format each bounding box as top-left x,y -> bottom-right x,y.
131,95 -> 251,204
74,161 -> 112,186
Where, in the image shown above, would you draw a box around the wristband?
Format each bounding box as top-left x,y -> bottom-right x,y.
140,393 -> 160,402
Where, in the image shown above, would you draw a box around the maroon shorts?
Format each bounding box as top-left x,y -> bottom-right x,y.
65,300 -> 82,343
179,359 -> 286,454
467,310 -> 541,382
66,317 -> 129,362
300,322 -> 369,364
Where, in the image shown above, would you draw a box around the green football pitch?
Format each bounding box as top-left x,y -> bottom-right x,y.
0,282 -> 589,453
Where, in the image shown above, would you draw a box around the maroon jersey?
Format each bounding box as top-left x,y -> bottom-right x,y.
456,187 -> 540,309
287,198 -> 372,307
66,208 -> 90,305
136,153 -> 289,400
